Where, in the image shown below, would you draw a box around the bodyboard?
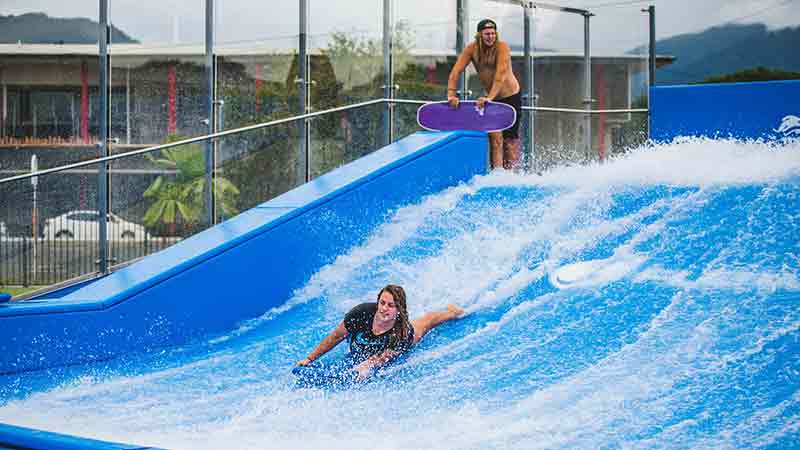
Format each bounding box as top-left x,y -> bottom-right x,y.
291,353 -> 411,390
417,100 -> 516,133
292,360 -> 358,389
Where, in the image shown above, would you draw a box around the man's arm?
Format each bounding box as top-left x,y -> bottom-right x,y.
296,321 -> 348,366
446,43 -> 475,107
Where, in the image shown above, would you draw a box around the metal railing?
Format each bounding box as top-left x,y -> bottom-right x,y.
0,98 -> 389,293
0,94 -> 650,295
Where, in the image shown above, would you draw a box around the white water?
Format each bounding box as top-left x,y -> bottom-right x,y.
1,137 -> 799,449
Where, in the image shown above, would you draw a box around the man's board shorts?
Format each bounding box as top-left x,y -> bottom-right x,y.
494,91 -> 521,139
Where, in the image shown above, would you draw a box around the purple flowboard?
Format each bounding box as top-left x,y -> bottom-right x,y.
417,101 -> 516,133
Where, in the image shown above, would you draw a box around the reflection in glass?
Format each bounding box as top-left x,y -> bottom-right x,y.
531,111 -> 647,171
215,123 -> 304,219
309,0 -> 383,110
310,104 -> 385,179
394,0 -> 457,101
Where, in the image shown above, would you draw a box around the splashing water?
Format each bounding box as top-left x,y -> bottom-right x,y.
1,137 -> 799,449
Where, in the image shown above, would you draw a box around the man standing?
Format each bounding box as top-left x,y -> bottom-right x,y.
447,19 -> 522,170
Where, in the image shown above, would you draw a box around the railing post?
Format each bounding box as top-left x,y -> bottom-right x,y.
456,0 -> 469,99
523,1 -> 535,172
383,0 -> 394,146
22,237 -> 29,287
583,11 -> 593,161
648,5 -> 656,86
205,0 -> 216,227
298,0 -> 310,182
97,0 -> 110,274
646,5 -> 655,140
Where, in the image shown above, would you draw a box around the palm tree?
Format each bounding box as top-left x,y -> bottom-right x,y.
143,135 -> 240,235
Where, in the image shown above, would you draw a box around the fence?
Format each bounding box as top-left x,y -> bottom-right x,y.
0,0 -> 654,296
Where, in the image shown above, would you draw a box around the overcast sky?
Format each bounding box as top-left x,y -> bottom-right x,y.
2,0 -> 799,52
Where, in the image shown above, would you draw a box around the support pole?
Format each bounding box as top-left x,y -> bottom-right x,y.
456,0 -> 469,99
523,2 -> 534,171
126,65 -> 131,144
1,80 -> 6,138
583,12 -> 593,161
646,5 -> 655,140
383,0 -> 394,146
648,5 -> 656,86
205,0 -> 216,226
298,0 -> 310,182
97,0 -> 110,274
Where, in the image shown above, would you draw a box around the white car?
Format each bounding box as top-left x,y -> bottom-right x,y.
43,210 -> 150,241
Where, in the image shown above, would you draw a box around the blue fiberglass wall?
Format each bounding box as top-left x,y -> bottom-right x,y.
650,79 -> 800,141
0,131 -> 487,375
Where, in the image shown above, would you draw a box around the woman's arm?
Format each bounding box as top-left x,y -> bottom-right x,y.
296,321 -> 348,366
446,43 -> 475,107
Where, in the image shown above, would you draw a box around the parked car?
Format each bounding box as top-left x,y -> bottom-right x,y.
43,210 -> 150,241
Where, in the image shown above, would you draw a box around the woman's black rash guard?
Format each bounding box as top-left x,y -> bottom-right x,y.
343,302 -> 415,363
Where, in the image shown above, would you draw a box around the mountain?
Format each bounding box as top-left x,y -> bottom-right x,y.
648,23 -> 800,85
0,12 -> 137,44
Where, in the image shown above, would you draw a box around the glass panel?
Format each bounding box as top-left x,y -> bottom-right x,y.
109,139 -> 214,268
216,1 -> 300,130
393,102 -> 424,142
109,0 -> 207,149
525,5 -> 651,171
531,110 -> 586,171
215,122 -> 305,221
107,0 -> 207,270
310,103 -> 385,179
530,111 -> 648,171
532,8 -> 586,110
589,5 -> 650,116
309,0 -> 383,110
0,1 -> 101,175
0,162 -> 101,289
595,111 -> 648,160
394,0 -> 456,101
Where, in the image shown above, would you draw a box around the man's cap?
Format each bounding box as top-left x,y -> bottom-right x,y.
477,19 -> 497,32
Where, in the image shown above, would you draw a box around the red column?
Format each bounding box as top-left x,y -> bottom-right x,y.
255,63 -> 262,115
597,65 -> 606,162
167,64 -> 177,135
426,64 -> 436,84
81,61 -> 89,143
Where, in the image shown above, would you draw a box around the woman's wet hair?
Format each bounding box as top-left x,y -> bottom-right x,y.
378,284 -> 411,344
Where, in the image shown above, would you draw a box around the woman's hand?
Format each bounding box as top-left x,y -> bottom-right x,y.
448,95 -> 460,109
296,357 -> 314,366
353,361 -> 373,382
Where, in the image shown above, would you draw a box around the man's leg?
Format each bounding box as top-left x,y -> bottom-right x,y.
411,305 -> 465,345
489,132 -> 504,169
503,138 -> 521,170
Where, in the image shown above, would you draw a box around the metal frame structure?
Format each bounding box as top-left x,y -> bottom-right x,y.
98,0 -> 110,273
1,0 -> 655,283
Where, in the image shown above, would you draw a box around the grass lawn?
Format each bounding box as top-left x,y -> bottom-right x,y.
0,286 -> 43,298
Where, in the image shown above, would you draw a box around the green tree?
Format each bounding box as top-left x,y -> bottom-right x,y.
699,66 -> 800,84
143,135 -> 240,234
